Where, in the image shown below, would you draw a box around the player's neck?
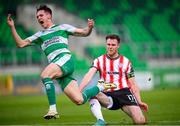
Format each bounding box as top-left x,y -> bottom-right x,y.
107,53 -> 119,59
48,24 -> 55,28
44,22 -> 54,29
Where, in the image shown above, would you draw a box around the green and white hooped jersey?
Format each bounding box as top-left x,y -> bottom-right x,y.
27,24 -> 77,62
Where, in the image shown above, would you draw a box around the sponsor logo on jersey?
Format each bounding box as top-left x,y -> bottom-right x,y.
106,71 -> 119,75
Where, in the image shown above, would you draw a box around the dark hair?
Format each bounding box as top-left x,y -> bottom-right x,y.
106,34 -> 120,44
36,5 -> 52,15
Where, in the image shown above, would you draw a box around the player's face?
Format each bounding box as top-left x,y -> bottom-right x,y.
36,10 -> 52,29
106,39 -> 119,58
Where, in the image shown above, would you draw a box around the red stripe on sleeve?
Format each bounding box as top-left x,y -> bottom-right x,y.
97,58 -> 102,78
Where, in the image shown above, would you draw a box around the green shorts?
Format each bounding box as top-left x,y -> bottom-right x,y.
51,53 -> 76,90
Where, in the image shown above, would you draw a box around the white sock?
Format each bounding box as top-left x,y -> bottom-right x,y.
49,104 -> 57,112
89,99 -> 104,121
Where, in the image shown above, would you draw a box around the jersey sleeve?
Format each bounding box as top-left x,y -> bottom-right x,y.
61,24 -> 77,35
91,58 -> 100,70
26,32 -> 42,45
126,61 -> 135,79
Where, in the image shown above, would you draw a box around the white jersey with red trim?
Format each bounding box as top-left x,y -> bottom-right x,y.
92,54 -> 134,92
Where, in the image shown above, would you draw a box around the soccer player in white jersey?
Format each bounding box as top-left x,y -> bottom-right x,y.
80,34 -> 148,125
7,5 -> 116,120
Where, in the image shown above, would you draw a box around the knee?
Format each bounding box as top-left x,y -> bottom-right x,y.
73,97 -> 84,105
133,116 -> 146,125
41,71 -> 51,79
41,72 -> 47,79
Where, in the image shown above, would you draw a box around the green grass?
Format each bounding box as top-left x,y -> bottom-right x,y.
0,88 -> 180,125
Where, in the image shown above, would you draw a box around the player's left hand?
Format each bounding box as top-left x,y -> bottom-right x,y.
87,19 -> 94,29
139,102 -> 148,112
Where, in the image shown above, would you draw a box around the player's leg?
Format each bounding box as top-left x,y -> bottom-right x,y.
95,92 -> 114,108
81,80 -> 116,104
42,53 -> 74,119
90,98 -> 104,121
119,88 -> 146,124
62,78 -> 116,105
89,92 -> 115,126
63,80 -> 83,104
63,80 -> 100,105
122,105 -> 146,124
89,98 -> 106,126
41,63 -> 63,119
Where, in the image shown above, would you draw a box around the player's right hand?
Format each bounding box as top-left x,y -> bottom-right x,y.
7,14 -> 14,27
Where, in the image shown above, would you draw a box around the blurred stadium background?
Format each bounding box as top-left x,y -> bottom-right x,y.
0,0 -> 180,125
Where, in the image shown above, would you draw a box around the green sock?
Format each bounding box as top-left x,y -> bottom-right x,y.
82,86 -> 100,104
42,78 -> 56,105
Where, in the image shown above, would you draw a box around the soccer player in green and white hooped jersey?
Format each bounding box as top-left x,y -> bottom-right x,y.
7,5 -> 116,119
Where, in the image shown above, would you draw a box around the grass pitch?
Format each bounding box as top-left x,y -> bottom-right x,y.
0,88 -> 180,125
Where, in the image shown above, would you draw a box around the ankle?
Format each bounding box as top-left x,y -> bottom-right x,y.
49,104 -> 57,112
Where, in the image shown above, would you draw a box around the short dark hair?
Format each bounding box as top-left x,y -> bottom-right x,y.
106,34 -> 120,44
36,5 -> 52,15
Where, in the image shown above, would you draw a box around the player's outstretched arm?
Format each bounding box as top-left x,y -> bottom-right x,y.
73,19 -> 94,37
7,14 -> 30,48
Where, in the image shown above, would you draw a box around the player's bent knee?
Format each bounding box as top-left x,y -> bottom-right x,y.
134,116 -> 146,125
41,72 -> 52,79
73,97 -> 84,105
41,72 -> 47,78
